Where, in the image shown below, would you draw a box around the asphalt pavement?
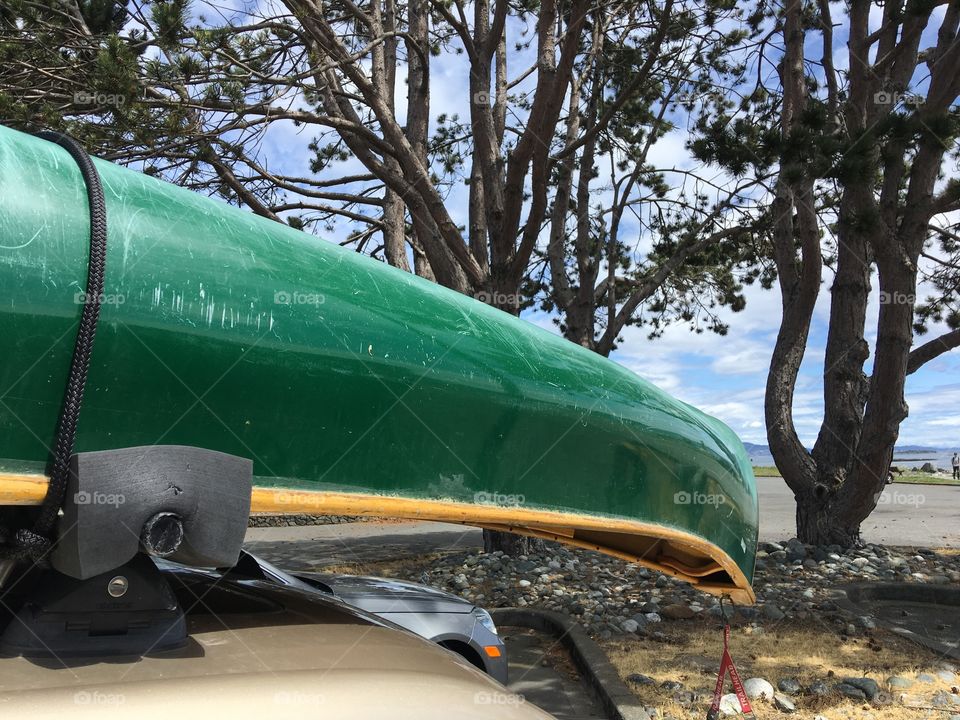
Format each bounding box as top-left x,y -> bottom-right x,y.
755,477 -> 959,548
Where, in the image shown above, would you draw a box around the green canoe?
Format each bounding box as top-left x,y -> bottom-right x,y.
0,125 -> 757,602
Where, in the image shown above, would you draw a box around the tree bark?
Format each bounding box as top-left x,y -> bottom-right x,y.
764,0 -> 823,542
794,487 -> 862,547
482,530 -> 544,555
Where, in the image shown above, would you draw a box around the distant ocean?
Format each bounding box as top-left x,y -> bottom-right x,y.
887,450 -> 956,471
744,446 -> 957,471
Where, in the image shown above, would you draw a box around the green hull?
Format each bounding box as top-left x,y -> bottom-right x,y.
0,126 -> 757,599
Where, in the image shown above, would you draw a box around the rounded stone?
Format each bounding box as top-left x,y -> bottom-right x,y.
718,693 -> 742,715
841,677 -> 880,700
743,678 -> 774,701
661,603 -> 695,620
836,683 -> 867,701
778,678 -> 801,695
762,605 -> 786,621
773,692 -> 796,713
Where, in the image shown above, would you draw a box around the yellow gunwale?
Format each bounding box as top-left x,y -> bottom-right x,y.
0,472 -> 755,604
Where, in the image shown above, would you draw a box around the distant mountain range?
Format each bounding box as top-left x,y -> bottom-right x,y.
741,442 -> 948,458
892,445 -> 949,453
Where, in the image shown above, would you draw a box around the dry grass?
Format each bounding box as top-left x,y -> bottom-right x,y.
604,618 -> 958,719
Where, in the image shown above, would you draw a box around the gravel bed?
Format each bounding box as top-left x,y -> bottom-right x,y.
412,539 -> 960,640
247,514 -> 381,527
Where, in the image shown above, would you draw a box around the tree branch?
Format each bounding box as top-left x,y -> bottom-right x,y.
907,328 -> 960,374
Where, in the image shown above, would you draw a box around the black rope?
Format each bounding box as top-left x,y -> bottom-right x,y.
0,131 -> 106,574
32,131 -> 108,538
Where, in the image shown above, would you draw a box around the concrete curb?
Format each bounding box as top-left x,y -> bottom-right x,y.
492,607 -> 649,720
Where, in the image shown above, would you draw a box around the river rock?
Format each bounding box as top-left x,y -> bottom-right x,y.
836,683 -> 867,700
743,678 -> 774,700
778,678 -> 802,695
842,677 -> 880,700
887,676 -> 913,689
932,691 -> 953,707
674,691 -> 702,708
661,603 -> 695,620
718,694 -> 742,715
762,605 -> 786,621
774,693 -> 797,713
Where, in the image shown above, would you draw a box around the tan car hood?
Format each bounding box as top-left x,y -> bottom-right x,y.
0,619 -> 549,719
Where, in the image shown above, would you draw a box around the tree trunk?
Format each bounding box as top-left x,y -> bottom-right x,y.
382,188 -> 411,271
480,292 -> 545,555
482,529 -> 544,555
794,487 -> 862,546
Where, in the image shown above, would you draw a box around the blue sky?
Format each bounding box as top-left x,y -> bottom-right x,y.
191,1 -> 960,449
